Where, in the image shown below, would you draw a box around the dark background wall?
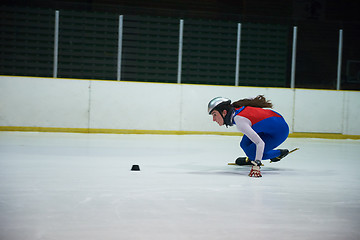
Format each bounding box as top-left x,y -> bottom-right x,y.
1,0 -> 359,90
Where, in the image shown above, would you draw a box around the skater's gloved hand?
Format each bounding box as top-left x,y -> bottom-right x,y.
248,165 -> 262,178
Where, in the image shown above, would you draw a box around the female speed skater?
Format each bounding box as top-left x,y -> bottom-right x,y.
208,95 -> 294,178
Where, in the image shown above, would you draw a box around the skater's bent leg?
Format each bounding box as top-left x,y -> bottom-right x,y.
240,136 -> 256,160
252,117 -> 289,160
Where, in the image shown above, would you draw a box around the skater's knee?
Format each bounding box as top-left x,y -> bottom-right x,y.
240,139 -> 250,149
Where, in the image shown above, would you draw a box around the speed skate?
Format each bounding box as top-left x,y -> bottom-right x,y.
228,148 -> 299,166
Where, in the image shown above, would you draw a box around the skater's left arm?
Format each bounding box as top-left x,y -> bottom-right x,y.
234,116 -> 265,161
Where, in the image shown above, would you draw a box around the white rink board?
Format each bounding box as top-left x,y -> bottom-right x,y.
0,76 -> 359,135
293,89 -> 344,133
0,76 -> 90,128
343,91 -> 360,135
89,81 -> 182,131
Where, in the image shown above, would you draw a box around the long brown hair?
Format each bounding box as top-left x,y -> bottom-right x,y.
231,95 -> 273,109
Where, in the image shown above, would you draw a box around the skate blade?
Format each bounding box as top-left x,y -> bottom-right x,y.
228,162 -> 264,166
289,147 -> 299,154
269,147 -> 299,163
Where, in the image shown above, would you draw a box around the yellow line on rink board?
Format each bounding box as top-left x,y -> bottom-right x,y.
0,126 -> 359,139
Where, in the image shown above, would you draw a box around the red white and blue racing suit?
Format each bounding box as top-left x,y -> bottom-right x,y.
232,106 -> 289,161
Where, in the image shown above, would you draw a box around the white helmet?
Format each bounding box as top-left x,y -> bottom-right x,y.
208,97 -> 231,114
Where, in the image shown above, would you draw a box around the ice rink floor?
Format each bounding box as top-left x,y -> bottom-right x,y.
0,132 -> 359,240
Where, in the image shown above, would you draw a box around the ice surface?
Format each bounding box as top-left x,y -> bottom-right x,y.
0,132 -> 359,240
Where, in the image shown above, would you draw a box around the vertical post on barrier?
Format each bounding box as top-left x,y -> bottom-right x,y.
177,19 -> 184,84
290,26 -> 297,89
336,29 -> 343,90
235,23 -> 241,86
117,15 -> 123,81
53,10 -> 59,78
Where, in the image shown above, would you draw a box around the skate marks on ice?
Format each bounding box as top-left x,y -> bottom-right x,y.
187,166 -> 298,176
